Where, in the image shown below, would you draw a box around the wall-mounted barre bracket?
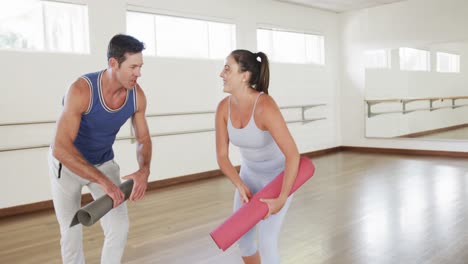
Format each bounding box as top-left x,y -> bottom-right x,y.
451,98 -> 464,109
366,99 -> 401,118
299,104 -> 326,121
429,99 -> 436,111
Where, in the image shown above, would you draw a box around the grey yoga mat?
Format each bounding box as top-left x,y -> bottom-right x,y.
70,179 -> 134,227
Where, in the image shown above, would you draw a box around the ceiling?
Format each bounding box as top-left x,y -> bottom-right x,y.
275,0 -> 408,13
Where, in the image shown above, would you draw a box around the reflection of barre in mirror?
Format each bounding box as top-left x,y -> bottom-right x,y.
366,96 -> 468,118
366,96 -> 468,139
0,104 -> 327,152
365,40 -> 468,140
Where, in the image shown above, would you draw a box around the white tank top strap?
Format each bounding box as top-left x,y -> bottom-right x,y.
228,96 -> 231,118
250,92 -> 264,118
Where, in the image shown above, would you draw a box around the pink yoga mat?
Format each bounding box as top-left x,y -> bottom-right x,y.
210,156 -> 315,251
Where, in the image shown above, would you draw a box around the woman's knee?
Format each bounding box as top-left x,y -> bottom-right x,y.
259,239 -> 280,264
239,239 -> 257,257
238,229 -> 258,257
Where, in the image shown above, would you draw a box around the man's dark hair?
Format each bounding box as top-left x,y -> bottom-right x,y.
107,34 -> 145,65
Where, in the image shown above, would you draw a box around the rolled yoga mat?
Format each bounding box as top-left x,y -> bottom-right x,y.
210,156 -> 315,251
70,179 -> 134,227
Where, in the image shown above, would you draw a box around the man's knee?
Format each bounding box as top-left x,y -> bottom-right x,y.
103,214 -> 129,242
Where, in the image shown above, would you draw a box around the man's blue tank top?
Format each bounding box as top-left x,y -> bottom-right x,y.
74,70 -> 137,165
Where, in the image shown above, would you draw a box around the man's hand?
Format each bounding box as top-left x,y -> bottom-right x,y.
102,181 -> 125,208
122,169 -> 149,202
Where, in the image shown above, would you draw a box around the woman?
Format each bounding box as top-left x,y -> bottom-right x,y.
215,49 -> 300,264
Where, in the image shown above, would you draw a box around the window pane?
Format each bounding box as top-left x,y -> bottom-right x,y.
127,12 -> 156,56
273,31 -> 306,63
208,22 -> 235,59
42,1 -> 89,53
155,15 -> 208,58
257,28 -> 325,65
126,12 -> 235,59
0,0 -> 89,53
365,49 -> 391,68
399,47 -> 430,71
437,52 -> 460,73
305,34 -> 324,64
0,0 -> 44,50
257,29 -> 273,58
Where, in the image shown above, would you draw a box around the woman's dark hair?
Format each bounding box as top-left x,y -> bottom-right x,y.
230,49 -> 270,94
107,34 -> 145,66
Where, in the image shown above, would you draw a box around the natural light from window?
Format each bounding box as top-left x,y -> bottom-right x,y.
0,0 -> 89,53
127,12 -> 236,59
257,28 -> 324,65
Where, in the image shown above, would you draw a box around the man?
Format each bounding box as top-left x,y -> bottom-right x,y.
48,34 -> 152,263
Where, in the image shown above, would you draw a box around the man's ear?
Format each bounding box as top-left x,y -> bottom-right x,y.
109,57 -> 118,69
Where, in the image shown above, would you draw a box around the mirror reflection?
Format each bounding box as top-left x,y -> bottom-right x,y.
365,40 -> 468,140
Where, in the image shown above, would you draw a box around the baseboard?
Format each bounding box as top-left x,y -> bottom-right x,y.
1,145 -> 466,218
0,195 -> 94,219
302,146 -> 342,157
340,146 -> 468,158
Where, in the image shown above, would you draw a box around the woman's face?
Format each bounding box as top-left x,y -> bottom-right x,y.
219,55 -> 245,93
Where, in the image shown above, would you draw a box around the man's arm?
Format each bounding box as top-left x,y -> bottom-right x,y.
52,78 -> 125,208
123,84 -> 152,201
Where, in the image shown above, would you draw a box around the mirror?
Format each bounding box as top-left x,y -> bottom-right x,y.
365,40 -> 468,140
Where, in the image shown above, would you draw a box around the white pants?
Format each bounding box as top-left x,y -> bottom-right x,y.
48,150 -> 129,264
234,162 -> 293,264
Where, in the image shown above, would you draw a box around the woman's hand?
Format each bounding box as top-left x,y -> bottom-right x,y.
236,182 -> 252,203
260,196 -> 287,219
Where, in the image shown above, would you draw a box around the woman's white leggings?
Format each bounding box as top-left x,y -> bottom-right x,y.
234,164 -> 293,264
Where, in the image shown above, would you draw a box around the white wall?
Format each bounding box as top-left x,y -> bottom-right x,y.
340,0 -> 468,148
0,0 -> 340,208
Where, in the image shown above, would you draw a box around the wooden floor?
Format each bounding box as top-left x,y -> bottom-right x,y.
2,151 -> 468,263
416,126 -> 468,140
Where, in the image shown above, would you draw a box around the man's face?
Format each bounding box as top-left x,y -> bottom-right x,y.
114,52 -> 143,89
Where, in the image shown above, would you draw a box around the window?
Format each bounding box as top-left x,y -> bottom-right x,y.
364,49 -> 391,68
436,52 -> 460,73
399,47 -> 430,71
126,12 -> 236,59
257,28 -> 324,64
0,0 -> 89,53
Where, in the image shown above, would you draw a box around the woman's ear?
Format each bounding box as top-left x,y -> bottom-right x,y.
243,71 -> 252,83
